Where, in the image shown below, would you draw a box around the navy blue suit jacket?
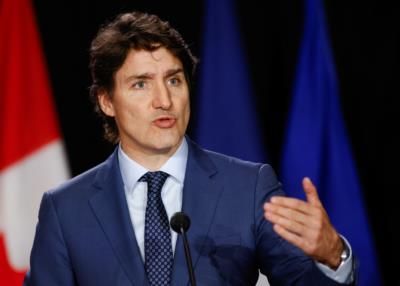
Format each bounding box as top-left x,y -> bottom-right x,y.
24,139 -> 353,285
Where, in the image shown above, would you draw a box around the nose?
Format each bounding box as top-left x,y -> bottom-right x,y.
152,82 -> 172,110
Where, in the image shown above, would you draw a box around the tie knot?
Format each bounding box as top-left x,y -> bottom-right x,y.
139,171 -> 169,194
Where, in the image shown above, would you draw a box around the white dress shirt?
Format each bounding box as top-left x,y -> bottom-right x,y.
117,138 -> 352,283
118,139 -> 188,260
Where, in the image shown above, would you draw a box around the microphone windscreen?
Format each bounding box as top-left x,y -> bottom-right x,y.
170,212 -> 191,233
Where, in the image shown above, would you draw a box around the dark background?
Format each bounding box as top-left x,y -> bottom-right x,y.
33,0 -> 400,284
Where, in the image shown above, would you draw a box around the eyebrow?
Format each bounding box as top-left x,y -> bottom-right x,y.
124,68 -> 184,83
124,73 -> 152,83
164,68 -> 184,78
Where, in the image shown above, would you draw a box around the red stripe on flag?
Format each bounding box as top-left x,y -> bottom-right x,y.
0,236 -> 25,285
0,0 -> 61,171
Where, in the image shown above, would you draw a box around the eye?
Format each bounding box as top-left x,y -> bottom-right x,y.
132,80 -> 146,89
168,77 -> 181,86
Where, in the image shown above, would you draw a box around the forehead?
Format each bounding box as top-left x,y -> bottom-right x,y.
117,47 -> 183,76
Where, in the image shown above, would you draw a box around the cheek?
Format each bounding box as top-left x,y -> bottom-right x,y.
179,97 -> 190,118
114,103 -> 142,125
181,93 -> 190,113
181,100 -> 190,130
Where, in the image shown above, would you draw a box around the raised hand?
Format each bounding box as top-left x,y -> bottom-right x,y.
264,177 -> 344,269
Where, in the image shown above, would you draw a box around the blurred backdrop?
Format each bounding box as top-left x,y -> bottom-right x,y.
34,0 -> 400,285
1,0 -> 399,285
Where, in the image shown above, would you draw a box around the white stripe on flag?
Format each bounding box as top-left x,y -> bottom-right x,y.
256,272 -> 270,286
0,139 -> 69,270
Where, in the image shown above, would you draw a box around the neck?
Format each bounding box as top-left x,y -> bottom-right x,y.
120,141 -> 182,171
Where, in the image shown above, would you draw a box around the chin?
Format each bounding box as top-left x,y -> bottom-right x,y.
152,135 -> 182,153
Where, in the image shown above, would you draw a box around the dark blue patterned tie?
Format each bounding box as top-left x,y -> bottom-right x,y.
139,171 -> 173,286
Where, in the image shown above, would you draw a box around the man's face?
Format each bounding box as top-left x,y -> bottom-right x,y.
99,47 -> 190,160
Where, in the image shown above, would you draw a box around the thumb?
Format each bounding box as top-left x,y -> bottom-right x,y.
302,177 -> 322,207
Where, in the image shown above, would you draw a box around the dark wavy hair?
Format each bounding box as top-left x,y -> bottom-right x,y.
89,11 -> 198,143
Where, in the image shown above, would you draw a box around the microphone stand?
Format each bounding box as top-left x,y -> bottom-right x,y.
180,227 -> 196,286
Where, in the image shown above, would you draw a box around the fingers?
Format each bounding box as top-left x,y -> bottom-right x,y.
264,208 -> 307,235
263,177 -> 342,266
302,177 -> 322,207
264,200 -> 322,230
266,196 -> 317,217
264,197 -> 326,259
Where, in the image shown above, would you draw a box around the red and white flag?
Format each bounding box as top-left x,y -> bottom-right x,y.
0,0 -> 69,284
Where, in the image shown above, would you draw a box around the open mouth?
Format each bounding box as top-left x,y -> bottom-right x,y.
153,117 -> 176,128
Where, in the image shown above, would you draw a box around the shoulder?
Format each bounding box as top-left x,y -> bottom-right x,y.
187,138 -> 277,181
46,149 -> 117,202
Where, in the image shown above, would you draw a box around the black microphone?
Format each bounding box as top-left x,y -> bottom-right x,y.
170,212 -> 196,286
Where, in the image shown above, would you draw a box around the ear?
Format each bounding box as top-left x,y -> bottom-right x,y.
98,90 -> 115,117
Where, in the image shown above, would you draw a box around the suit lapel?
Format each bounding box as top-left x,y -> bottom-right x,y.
89,150 -> 148,286
171,140 -> 224,285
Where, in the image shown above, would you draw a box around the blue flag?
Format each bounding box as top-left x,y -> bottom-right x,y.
281,0 -> 381,285
194,0 -> 265,162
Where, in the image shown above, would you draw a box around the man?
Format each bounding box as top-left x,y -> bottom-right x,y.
24,11 -> 355,285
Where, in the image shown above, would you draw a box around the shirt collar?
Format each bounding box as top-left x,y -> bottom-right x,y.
118,138 -> 188,193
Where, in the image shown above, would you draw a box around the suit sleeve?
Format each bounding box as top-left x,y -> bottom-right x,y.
254,164 -> 354,286
24,192 -> 76,286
